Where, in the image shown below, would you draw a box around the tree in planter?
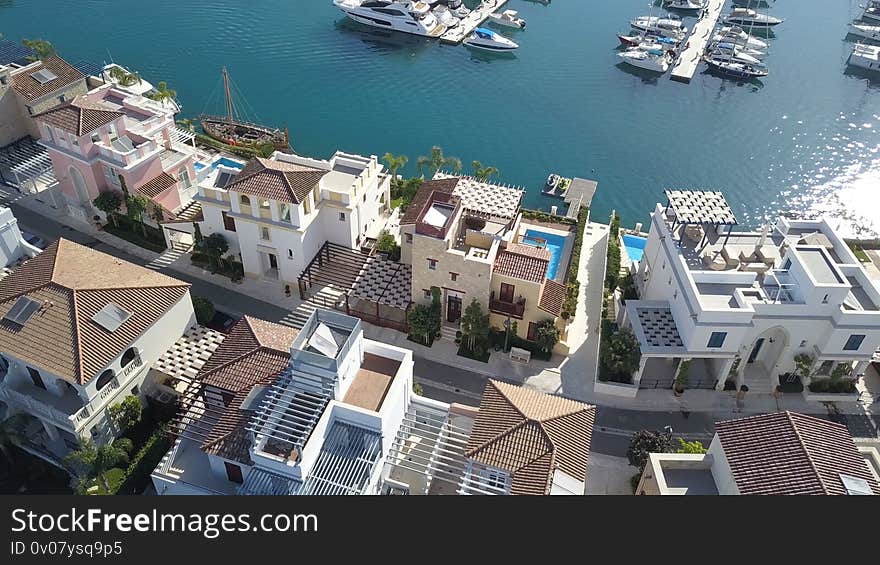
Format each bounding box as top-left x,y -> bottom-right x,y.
382,153 -> 408,189
430,287 -> 442,340
193,222 -> 203,244
376,230 -> 400,261
197,233 -> 229,271
407,304 -> 435,346
471,160 -> 500,182
460,299 -> 489,353
66,438 -> 134,494
192,296 -> 216,325
93,191 -> 123,227
535,319 -> 560,354
124,194 -> 149,237
150,204 -> 165,225
674,438 -> 707,454
108,395 -> 142,435
626,429 -> 672,472
416,146 -> 461,178
412,382 -> 424,396
599,327 -> 641,382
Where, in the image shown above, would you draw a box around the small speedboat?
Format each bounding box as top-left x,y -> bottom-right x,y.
631,15 -> 687,40
848,43 -> 880,72
545,174 -> 560,192
463,27 -> 519,52
664,0 -> 706,12
488,9 -> 526,30
705,56 -> 768,78
715,26 -> 769,49
850,22 -> 880,42
706,42 -> 764,65
863,1 -> 880,23
724,8 -> 783,28
619,47 -> 672,73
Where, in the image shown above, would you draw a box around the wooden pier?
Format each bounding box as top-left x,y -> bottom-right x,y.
563,178 -> 597,219
669,0 -> 725,83
440,0 -> 510,44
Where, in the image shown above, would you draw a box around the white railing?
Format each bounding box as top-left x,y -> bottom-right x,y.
0,386 -> 78,431
120,354 -> 143,380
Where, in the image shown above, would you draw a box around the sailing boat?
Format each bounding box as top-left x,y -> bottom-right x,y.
199,67 -> 290,151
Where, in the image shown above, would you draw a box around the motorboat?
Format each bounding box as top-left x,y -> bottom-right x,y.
619,47 -> 672,72
708,39 -> 765,59
463,27 -> 519,52
488,10 -> 526,30
631,16 -> 687,40
724,8 -> 783,28
446,0 -> 470,18
433,5 -> 460,28
707,41 -> 765,64
849,22 -> 880,42
705,56 -> 768,78
635,35 -> 680,53
663,0 -> 706,12
732,0 -> 773,5
713,26 -> 769,50
862,1 -> 880,22
332,0 -> 448,37
848,43 -> 880,71
545,174 -> 560,192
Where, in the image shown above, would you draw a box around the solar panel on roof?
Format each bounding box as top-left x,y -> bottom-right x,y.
4,296 -> 42,326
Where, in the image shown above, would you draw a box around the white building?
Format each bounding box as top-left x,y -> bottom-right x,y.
152,310 -> 597,496
636,411 -> 880,495
0,206 -> 41,267
193,151 -> 391,289
621,190 -> 880,394
0,238 -> 195,465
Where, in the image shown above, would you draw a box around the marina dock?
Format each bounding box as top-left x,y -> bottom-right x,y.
564,177 -> 597,219
440,0 -> 509,44
669,0 -> 725,83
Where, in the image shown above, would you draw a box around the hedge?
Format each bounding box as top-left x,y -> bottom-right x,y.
113,429 -> 172,495
521,208 -> 578,226
488,327 -> 552,361
560,207 -> 589,319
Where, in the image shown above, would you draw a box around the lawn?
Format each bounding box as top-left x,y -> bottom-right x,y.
83,467 -> 125,495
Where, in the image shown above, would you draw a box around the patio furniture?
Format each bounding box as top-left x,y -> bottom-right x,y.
684,224 -> 704,244
720,247 -> 740,268
756,245 -> 779,267
702,250 -> 727,271
510,347 -> 531,364
740,261 -> 771,275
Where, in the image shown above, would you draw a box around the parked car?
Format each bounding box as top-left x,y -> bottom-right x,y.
21,231 -> 48,250
207,310 -> 239,334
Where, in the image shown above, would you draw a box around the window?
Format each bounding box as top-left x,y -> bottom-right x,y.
423,289 -> 432,300
224,462 -> 244,484
259,199 -> 270,210
96,370 -> 115,391
260,227 -> 270,241
799,340 -> 807,348
91,132 -> 100,143
303,198 -> 311,215
239,194 -> 250,207
27,367 -> 45,390
107,123 -> 118,141
822,294 -> 829,304
287,249 -> 294,260
121,347 -> 138,367
844,334 -> 865,351
44,126 -> 54,143
312,185 -> 320,204
405,233 -> 412,244
339,212 -> 346,221
0,75 -> 6,86
782,259 -> 791,270
427,258 -> 437,270
27,106 -> 34,115
178,169 -> 191,189
479,468 -> 508,491
280,203 -> 291,222
450,272 -> 458,282
707,332 -> 727,348
104,165 -> 120,185
70,134 -> 78,147
222,211 -> 236,232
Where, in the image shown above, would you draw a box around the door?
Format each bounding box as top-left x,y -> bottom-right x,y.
224,462 -> 243,484
747,338 -> 764,364
500,283 -> 515,303
527,321 -> 538,342
446,295 -> 462,323
269,253 -> 278,269
69,166 -> 90,206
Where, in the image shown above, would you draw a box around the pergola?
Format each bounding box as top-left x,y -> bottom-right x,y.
664,190 -> 738,249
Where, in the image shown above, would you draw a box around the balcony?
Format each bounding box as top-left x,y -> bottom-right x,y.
0,382 -> 85,433
489,292 -> 526,319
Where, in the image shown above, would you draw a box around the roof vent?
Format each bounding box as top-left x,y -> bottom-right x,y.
3,296 -> 42,326
840,474 -> 873,495
30,68 -> 58,84
92,302 -> 131,332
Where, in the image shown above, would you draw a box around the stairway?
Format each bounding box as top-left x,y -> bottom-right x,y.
146,247 -> 188,271
440,325 -> 459,342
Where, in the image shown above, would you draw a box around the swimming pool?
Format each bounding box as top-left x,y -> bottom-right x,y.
622,234 -> 647,263
523,229 -> 568,281
194,156 -> 246,173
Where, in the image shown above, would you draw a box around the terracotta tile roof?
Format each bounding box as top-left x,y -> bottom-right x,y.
0,239 -> 190,384
465,380 -> 596,495
493,244 -> 550,283
33,97 -> 123,136
715,411 -> 880,495
198,316 -> 298,392
399,178 -> 460,225
224,157 -> 327,204
137,172 -> 177,199
11,57 -> 84,102
538,279 -> 566,317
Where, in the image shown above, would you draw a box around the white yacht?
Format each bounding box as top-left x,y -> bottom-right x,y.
433,4 -> 460,28
705,56 -> 769,78
724,8 -> 783,28
631,16 -> 688,40
636,35 -> 680,53
848,43 -> 880,71
447,0 -> 470,18
862,1 -> 880,22
488,10 -> 526,30
708,40 -> 766,61
332,0 -> 447,37
663,0 -> 706,13
619,47 -> 672,72
706,42 -> 763,65
713,26 -> 769,50
850,22 -> 880,42
463,27 -> 519,52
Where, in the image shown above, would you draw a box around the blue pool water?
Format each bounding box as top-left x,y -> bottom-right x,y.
194,157 -> 245,173
622,234 -> 647,262
524,229 -> 567,281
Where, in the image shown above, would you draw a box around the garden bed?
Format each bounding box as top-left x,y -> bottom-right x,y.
457,343 -> 490,363
103,214 -> 167,253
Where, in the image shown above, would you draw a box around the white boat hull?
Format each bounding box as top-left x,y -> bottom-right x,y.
335,3 -> 446,38
619,51 -> 670,72
850,23 -> 880,41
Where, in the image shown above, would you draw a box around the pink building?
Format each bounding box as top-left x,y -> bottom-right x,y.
32,83 -> 198,224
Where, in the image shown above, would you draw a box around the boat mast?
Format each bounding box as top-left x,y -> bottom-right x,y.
222,66 -> 234,124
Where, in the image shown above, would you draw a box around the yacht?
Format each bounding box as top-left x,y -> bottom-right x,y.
848,43 -> 880,71
101,63 -> 154,97
713,26 -> 769,50
332,0 -> 448,37
862,1 -> 880,22
433,5 -> 460,28
850,22 -> 880,42
447,0 -> 470,18
724,8 -> 783,28
705,56 -> 768,78
635,35 -> 680,53
663,0 -> 706,13
631,16 -> 688,40
619,47 -> 672,72
488,10 -> 526,30
707,41 -> 766,62
463,27 -> 519,52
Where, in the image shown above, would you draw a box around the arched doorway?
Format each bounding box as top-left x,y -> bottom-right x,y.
744,326 -> 790,389
69,166 -> 90,206
121,347 -> 139,368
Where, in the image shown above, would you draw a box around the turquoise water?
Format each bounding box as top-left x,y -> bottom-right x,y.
622,233 -> 647,262
524,228 -> 565,280
194,156 -> 245,172
2,0 -> 879,235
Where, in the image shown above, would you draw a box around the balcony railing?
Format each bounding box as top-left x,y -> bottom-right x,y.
0,386 -> 80,432
489,292 -> 526,319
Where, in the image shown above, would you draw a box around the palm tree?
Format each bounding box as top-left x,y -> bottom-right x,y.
416,146 -> 461,178
0,414 -> 27,470
66,438 -> 133,494
471,160 -> 500,182
382,153 -> 408,188
148,81 -> 176,104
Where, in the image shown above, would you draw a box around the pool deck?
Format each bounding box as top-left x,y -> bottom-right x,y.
520,222 -> 575,283
440,0 -> 510,44
670,0 -> 726,83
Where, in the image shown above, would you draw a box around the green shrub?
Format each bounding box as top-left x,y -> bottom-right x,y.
561,207 -> 589,319
606,239 -> 621,290
808,378 -> 857,394
114,429 -> 172,495
192,296 -> 216,325
520,208 -> 578,226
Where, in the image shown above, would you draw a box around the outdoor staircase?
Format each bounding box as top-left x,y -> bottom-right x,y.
145,247 -> 188,271
440,325 -> 459,342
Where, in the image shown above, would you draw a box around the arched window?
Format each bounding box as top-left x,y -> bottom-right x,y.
121,347 -> 138,367
96,369 -> 115,390
239,194 -> 250,207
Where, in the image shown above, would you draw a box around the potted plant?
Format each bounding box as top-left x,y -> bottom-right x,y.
673,359 -> 691,396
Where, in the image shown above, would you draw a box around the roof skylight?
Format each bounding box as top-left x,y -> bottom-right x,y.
92,302 -> 132,332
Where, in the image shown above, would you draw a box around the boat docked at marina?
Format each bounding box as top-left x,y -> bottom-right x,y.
707,41 -> 766,64
724,8 -> 783,28
488,10 -> 526,30
631,15 -> 688,40
446,0 -> 470,18
862,1 -> 880,22
332,0 -> 447,37
433,5 -> 460,29
619,47 -> 672,72
663,0 -> 706,13
705,56 -> 768,78
850,22 -> 880,42
463,27 -> 519,52
618,33 -> 678,51
848,43 -> 880,71
713,26 -> 769,50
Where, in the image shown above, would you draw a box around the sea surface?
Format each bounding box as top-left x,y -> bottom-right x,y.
2,0 -> 879,235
